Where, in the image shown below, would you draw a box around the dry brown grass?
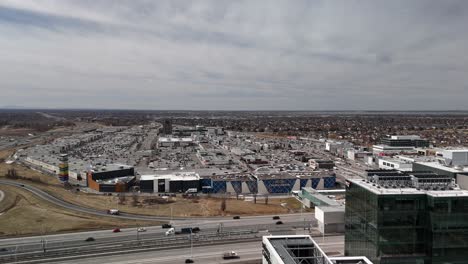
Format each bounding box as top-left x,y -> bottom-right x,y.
0,185 -> 158,237
11,188 -> 293,217
0,159 -> 298,218
0,162 -> 60,185
0,148 -> 15,160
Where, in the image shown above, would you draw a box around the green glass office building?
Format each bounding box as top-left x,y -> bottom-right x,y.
345,172 -> 468,264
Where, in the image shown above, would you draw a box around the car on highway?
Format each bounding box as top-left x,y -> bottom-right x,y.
107,209 -> 120,215
162,223 -> 172,228
113,228 -> 121,233
85,237 -> 95,242
223,251 -> 240,259
192,227 -> 200,233
275,221 -> 283,225
185,259 -> 194,263
272,216 -> 280,220
137,227 -> 146,232
165,228 -> 175,236
233,215 -> 240,219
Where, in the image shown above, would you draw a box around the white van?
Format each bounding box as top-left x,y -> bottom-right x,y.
185,188 -> 198,194
165,228 -> 175,236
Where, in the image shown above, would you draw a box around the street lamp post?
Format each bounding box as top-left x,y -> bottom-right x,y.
190,229 -> 193,259
136,228 -> 140,244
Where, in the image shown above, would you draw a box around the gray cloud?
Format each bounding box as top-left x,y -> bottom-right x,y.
0,0 -> 467,110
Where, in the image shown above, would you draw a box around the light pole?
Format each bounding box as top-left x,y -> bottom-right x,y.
322,223 -> 325,244
301,203 -> 306,234
190,229 -> 193,260
136,228 -> 140,244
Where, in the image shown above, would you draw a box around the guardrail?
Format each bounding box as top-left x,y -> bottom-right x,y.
0,230 -> 260,263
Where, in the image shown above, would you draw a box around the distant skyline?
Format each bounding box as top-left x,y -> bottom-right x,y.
1,1 -> 468,110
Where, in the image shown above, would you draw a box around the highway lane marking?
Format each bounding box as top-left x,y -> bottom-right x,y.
73,247 -> 262,264
8,241 -> 263,264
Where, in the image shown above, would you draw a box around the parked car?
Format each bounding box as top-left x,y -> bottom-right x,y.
192,227 -> 200,233
162,223 -> 172,229
113,228 -> 121,232
233,216 -> 240,219
275,221 -> 283,225
273,216 -> 280,220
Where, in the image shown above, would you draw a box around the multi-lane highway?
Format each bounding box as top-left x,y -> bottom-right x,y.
47,235 -> 344,264
0,180 -> 313,222
0,180 -> 176,221
0,213 -> 313,248
0,179 -> 317,263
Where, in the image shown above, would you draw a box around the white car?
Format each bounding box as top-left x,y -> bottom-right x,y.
165,228 -> 175,236
137,227 -> 146,232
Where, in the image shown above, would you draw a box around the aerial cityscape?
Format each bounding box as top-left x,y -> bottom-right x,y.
1,1 -> 468,264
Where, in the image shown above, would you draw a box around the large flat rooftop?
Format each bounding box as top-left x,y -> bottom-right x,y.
263,235 -> 372,264
415,161 -> 468,173
349,178 -> 468,197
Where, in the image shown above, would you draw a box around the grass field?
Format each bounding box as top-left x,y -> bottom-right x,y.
0,185 -> 158,237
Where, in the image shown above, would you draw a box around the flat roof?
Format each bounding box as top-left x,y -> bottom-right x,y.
349,178 -> 468,197
263,235 -> 372,264
98,176 -> 135,184
140,172 -> 200,181
373,145 -> 416,150
317,206 -> 345,212
301,187 -> 341,206
443,149 -> 468,153
415,161 -> 468,173
158,137 -> 193,142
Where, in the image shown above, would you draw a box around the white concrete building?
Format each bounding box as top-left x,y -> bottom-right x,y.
378,158 -> 413,171
315,206 -> 345,234
158,137 -> 194,148
262,235 -> 372,264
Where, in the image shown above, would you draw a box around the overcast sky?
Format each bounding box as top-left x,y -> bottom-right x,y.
0,0 -> 467,110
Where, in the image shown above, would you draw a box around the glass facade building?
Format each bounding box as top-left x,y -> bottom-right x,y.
345,177 -> 468,264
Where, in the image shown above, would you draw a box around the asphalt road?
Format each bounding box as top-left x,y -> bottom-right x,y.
0,180 -> 310,221
47,235 -> 344,264
0,214 -> 312,249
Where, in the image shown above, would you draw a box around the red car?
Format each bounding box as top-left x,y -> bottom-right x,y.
113,228 -> 121,233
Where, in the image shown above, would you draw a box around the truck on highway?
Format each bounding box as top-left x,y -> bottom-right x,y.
174,227 -> 200,235
107,209 -> 120,215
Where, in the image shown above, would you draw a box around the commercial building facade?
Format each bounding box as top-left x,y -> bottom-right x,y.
380,135 -> 429,148
345,171 -> 468,264
87,164 -> 136,192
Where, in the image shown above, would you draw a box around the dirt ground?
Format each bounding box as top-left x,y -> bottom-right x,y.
3,180 -> 302,217
0,185 -> 158,237
0,154 -> 307,218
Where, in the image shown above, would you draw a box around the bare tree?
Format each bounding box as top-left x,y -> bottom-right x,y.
265,194 -> 269,205
131,193 -> 139,206
6,168 -> 18,179
220,194 -> 227,213
118,193 -> 126,205
253,194 -> 257,204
